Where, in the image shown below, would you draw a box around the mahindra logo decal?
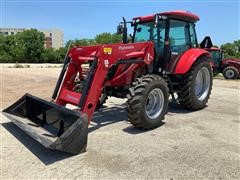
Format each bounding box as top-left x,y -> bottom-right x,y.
66,94 -> 79,102
118,45 -> 134,50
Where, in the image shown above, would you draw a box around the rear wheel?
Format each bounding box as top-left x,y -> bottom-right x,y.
126,74 -> 169,129
223,66 -> 239,79
178,59 -> 213,110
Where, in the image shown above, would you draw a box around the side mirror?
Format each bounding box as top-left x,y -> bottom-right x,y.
117,24 -> 124,35
117,17 -> 128,43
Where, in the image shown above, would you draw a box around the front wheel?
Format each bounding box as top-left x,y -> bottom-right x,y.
178,59 -> 213,110
126,74 -> 169,129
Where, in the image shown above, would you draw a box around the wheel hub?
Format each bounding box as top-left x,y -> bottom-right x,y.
145,88 -> 164,119
225,69 -> 235,79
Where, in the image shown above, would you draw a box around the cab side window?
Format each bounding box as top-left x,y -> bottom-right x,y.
189,23 -> 198,47
169,20 -> 190,54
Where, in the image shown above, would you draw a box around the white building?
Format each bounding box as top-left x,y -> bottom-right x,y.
0,28 -> 64,49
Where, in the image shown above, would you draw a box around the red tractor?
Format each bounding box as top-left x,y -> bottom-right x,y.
3,11 -> 213,154
206,47 -> 240,79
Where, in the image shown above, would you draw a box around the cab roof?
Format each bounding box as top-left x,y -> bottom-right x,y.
133,10 -> 200,23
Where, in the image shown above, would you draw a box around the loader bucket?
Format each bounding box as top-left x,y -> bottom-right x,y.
2,94 -> 88,154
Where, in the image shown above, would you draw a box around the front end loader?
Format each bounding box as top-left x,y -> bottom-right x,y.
3,10 -> 213,154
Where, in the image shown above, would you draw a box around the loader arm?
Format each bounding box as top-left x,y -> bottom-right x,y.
54,42 -> 154,122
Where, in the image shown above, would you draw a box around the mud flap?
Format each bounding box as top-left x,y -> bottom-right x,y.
2,94 -> 88,154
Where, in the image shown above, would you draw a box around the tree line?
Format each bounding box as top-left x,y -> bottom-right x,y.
220,40 -> 240,59
0,29 -> 239,63
0,29 -> 122,63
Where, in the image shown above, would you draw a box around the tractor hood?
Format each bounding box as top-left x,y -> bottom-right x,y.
67,42 -> 155,65
68,45 -> 102,61
223,58 -> 240,64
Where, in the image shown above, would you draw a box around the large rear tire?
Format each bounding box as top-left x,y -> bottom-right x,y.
178,59 -> 213,110
126,74 -> 169,129
223,66 -> 239,79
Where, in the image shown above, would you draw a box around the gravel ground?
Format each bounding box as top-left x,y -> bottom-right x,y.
0,68 -> 239,179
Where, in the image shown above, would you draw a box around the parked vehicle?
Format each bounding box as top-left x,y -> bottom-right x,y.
3,11 -> 213,154
206,45 -> 240,79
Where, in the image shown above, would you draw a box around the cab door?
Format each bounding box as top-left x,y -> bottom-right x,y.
152,20 -> 167,72
166,20 -> 197,72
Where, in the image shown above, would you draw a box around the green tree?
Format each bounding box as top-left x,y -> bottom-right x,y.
95,32 -> 112,44
111,33 -> 122,43
16,29 -> 45,62
0,34 -> 24,62
41,48 -> 58,63
95,32 -> 122,44
56,47 -> 67,62
75,38 -> 94,46
233,40 -> 240,58
0,35 -> 11,62
221,40 -> 240,58
65,38 -> 96,48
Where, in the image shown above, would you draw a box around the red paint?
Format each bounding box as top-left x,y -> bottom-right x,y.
59,89 -> 81,106
55,42 -> 209,122
174,48 -> 210,74
133,10 -> 199,23
55,41 -> 154,121
54,11 -> 208,123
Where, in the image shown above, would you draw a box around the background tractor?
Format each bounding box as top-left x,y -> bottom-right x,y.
206,46 -> 240,79
3,10 -> 213,154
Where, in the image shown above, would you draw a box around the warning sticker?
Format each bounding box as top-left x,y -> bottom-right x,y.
103,48 -> 112,54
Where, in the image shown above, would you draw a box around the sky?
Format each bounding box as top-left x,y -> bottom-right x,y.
1,0 -> 239,46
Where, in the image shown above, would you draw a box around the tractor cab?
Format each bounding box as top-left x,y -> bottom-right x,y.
118,11 -> 200,72
206,47 -> 224,74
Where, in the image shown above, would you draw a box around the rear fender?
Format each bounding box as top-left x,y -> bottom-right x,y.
174,48 -> 211,74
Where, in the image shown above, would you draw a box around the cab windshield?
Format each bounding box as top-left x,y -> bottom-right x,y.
133,21 -> 166,46
133,19 -> 198,55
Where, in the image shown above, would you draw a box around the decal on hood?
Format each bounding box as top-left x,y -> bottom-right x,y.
118,45 -> 134,50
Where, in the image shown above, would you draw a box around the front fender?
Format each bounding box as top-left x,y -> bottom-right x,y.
174,48 -> 211,74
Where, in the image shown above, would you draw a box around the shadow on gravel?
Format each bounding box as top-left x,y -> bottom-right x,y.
122,123 -> 165,134
2,122 -> 74,165
168,101 -> 192,114
89,105 -> 127,133
91,101 -> 192,134
2,101 -> 192,164
1,105 -> 127,165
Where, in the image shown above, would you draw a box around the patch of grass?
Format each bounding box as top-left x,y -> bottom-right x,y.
24,65 -> 30,68
14,63 -> 24,68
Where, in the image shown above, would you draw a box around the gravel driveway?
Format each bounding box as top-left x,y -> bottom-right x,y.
1,68 -> 239,179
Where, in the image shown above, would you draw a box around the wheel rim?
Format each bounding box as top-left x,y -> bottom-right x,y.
225,69 -> 235,79
194,67 -> 211,101
145,88 -> 164,119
